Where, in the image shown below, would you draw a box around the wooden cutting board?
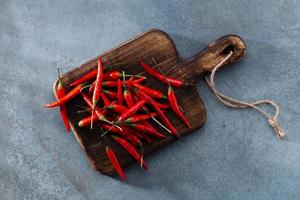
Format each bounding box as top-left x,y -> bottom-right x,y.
53,29 -> 246,176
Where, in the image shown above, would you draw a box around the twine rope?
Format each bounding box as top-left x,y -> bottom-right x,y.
205,51 -> 285,139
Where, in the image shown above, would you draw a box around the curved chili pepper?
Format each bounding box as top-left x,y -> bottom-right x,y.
140,62 -> 185,88
122,72 -> 135,107
124,126 -> 152,144
117,79 -> 123,105
56,69 -> 70,132
78,114 -> 98,127
101,92 -> 111,106
133,88 -> 169,109
44,84 -> 83,108
103,71 -> 122,80
105,103 -> 128,114
132,77 -> 146,84
70,69 -> 97,87
103,89 -> 117,99
106,146 -> 126,180
156,103 -> 170,109
126,123 -> 166,138
137,90 -> 178,136
118,100 -> 146,121
141,120 -> 156,130
124,89 -> 134,107
92,57 -> 104,106
102,81 -> 120,87
148,101 -> 169,109
123,112 -> 157,124
132,83 -> 166,99
111,135 -> 148,170
168,85 -> 191,128
102,124 -> 141,146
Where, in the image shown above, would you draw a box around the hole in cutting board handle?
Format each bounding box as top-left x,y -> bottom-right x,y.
178,35 -> 246,83
221,44 -> 235,55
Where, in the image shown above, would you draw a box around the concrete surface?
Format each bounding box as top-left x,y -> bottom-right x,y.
1,0 -> 300,199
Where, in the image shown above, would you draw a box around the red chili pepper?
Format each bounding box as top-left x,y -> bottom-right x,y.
103,89 -> 117,99
132,77 -> 146,84
70,69 -> 97,87
103,71 -> 122,80
78,114 -> 98,127
101,92 -> 111,106
102,78 -> 145,87
136,97 -> 170,132
123,112 -> 157,124
140,62 -> 185,88
111,135 -> 148,170
102,124 -> 141,146
121,72 -> 135,107
126,123 -> 166,139
133,88 -> 169,109
92,57 -> 104,106
142,120 -> 156,130
123,126 -> 152,144
106,146 -> 126,180
168,85 -> 191,128
124,89 -> 134,107
137,90 -> 178,136
44,84 -> 83,108
81,93 -> 109,123
127,77 -> 136,98
117,79 -> 123,105
69,69 -> 144,87
144,100 -> 169,109
56,69 -> 70,132
118,100 -> 146,121
156,103 -> 170,109
132,83 -> 166,99
104,71 -> 145,81
105,103 -> 128,114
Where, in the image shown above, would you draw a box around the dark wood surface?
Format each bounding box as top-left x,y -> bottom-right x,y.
53,29 -> 246,175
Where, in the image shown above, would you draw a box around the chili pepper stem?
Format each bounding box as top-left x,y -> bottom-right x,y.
57,67 -> 62,83
142,107 -> 171,133
74,105 -> 89,109
179,106 -> 184,113
151,117 -> 171,133
101,124 -> 123,137
77,109 -> 90,113
131,75 -> 147,79
101,126 -> 113,137
102,118 -> 116,127
79,84 -> 92,92
122,71 -> 126,86
124,74 -> 146,79
90,107 -> 94,130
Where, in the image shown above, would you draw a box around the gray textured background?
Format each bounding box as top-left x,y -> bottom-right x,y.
1,0 -> 299,199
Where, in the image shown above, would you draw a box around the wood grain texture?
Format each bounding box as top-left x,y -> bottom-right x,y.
52,29 -> 246,175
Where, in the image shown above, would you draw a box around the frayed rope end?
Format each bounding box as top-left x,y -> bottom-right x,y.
268,118 -> 285,139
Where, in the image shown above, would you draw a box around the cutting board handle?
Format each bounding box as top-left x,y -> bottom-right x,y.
179,35 -> 246,83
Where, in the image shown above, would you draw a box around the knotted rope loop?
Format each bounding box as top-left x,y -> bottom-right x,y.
205,51 -> 285,139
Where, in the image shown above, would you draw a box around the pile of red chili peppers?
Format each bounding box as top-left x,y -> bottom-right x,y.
45,58 -> 191,180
